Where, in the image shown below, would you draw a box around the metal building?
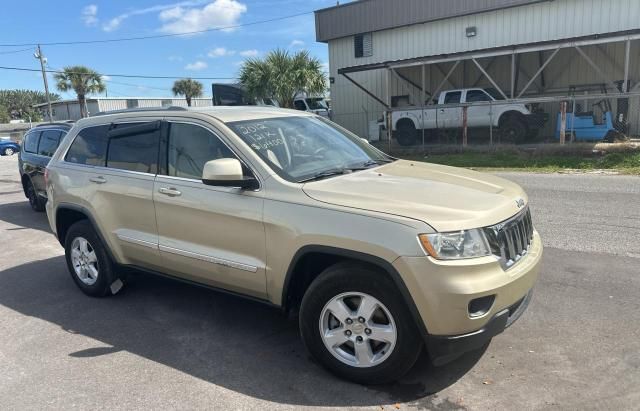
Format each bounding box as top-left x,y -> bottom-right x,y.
315,0 -> 640,139
33,97 -> 213,122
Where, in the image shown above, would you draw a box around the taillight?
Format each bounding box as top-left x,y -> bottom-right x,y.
44,167 -> 50,188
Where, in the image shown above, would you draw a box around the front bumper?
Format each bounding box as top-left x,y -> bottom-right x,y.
393,231 -> 542,362
426,288 -> 533,365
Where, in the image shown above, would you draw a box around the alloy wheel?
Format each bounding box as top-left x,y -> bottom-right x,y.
70,236 -> 99,286
319,292 -> 397,368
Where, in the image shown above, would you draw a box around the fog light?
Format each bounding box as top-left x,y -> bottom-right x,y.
468,295 -> 495,318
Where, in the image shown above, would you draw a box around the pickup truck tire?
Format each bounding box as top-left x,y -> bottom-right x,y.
64,220 -> 118,298
396,121 -> 418,146
299,262 -> 422,384
500,117 -> 527,144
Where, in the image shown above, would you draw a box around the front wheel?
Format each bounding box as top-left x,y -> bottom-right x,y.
3,147 -> 15,156
500,117 -> 527,144
299,262 -> 423,384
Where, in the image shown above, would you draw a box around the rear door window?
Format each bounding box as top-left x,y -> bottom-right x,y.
106,122 -> 160,174
465,90 -> 492,103
444,92 -> 462,104
23,131 -> 41,154
65,125 -> 110,166
37,130 -> 63,157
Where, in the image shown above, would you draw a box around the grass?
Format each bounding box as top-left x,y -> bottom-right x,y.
401,149 -> 640,175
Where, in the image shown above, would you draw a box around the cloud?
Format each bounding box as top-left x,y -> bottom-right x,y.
207,47 -> 234,58
101,75 -> 112,81
239,49 -> 259,57
168,55 -> 183,62
184,61 -> 208,71
100,0 -> 214,32
82,4 -> 99,26
289,39 -> 305,48
159,0 -> 247,34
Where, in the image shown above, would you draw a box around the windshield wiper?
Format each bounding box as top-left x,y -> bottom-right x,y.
350,159 -> 395,170
298,168 -> 353,183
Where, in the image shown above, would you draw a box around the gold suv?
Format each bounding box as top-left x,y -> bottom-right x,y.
45,106 -> 542,384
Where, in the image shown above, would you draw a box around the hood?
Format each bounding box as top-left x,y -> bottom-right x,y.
302,160 -> 528,232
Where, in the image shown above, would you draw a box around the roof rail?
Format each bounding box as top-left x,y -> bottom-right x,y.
93,106 -> 188,117
34,122 -> 74,128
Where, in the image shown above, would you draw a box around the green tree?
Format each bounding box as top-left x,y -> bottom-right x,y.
172,78 -> 203,107
0,89 -> 60,122
0,104 -> 10,123
54,66 -> 105,118
239,49 -> 326,108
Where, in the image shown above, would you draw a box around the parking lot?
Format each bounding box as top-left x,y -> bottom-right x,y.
1,153 -> 639,410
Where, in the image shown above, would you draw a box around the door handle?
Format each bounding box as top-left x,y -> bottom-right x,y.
89,176 -> 106,184
158,187 -> 182,197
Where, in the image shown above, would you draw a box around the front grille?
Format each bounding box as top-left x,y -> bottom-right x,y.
484,208 -> 534,270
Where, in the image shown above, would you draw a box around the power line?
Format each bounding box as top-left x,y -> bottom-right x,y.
0,11 -> 314,47
0,47 -> 34,55
0,65 -> 234,80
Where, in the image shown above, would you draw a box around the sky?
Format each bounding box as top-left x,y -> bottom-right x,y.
0,0 -> 344,99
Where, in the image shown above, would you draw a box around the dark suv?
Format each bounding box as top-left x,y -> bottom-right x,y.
19,123 -> 72,211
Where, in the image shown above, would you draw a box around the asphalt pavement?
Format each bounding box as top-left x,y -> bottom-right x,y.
0,154 -> 638,410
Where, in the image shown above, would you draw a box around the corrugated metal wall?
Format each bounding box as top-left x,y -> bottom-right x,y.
316,0 -> 546,42
328,0 -> 640,137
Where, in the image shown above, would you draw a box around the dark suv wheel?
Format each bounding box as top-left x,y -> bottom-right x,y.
299,262 -> 422,384
25,180 -> 46,212
64,220 -> 119,297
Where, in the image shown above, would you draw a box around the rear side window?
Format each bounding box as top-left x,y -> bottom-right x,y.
444,92 -> 462,104
37,130 -> 63,157
23,131 -> 40,153
466,90 -> 492,103
106,123 -> 160,174
65,125 -> 110,166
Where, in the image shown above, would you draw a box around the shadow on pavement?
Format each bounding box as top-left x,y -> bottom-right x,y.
0,256 -> 485,407
0,200 -> 52,233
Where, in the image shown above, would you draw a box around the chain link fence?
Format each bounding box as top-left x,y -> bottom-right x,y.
351,91 -> 640,151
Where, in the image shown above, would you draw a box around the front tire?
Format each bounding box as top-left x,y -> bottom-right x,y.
64,220 -> 118,297
396,121 -> 418,146
299,262 -> 422,384
500,117 -> 527,144
4,147 -> 15,156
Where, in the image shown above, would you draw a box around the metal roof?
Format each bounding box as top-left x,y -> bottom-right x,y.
315,0 -> 550,42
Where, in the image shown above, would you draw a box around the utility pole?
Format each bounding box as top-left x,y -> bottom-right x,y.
35,45 -> 53,123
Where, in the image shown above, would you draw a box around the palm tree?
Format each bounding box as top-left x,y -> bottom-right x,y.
172,78 -> 203,107
239,49 -> 326,108
54,66 -> 105,118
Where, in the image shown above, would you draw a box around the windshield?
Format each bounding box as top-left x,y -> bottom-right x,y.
228,116 -> 392,183
484,88 -> 505,101
306,98 -> 327,110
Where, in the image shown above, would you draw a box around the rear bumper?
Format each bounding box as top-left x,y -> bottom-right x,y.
425,288 -> 533,365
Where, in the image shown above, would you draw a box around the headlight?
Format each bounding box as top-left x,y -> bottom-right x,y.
418,229 -> 491,260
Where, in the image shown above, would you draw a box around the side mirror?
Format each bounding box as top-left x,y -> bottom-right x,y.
202,158 -> 258,190
360,138 -> 370,144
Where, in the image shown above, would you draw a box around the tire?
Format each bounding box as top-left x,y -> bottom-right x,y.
396,121 -> 418,146
3,147 -> 15,156
500,117 -> 527,144
299,262 -> 422,384
64,220 -> 118,297
25,180 -> 45,212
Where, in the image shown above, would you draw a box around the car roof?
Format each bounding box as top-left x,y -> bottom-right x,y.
83,106 -> 313,125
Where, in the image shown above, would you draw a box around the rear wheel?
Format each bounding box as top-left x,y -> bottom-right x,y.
64,220 -> 119,297
396,121 -> 418,146
25,180 -> 45,212
3,147 -> 15,156
299,262 -> 422,384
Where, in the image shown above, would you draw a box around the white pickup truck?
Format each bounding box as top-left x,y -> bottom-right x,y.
391,88 -> 546,145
